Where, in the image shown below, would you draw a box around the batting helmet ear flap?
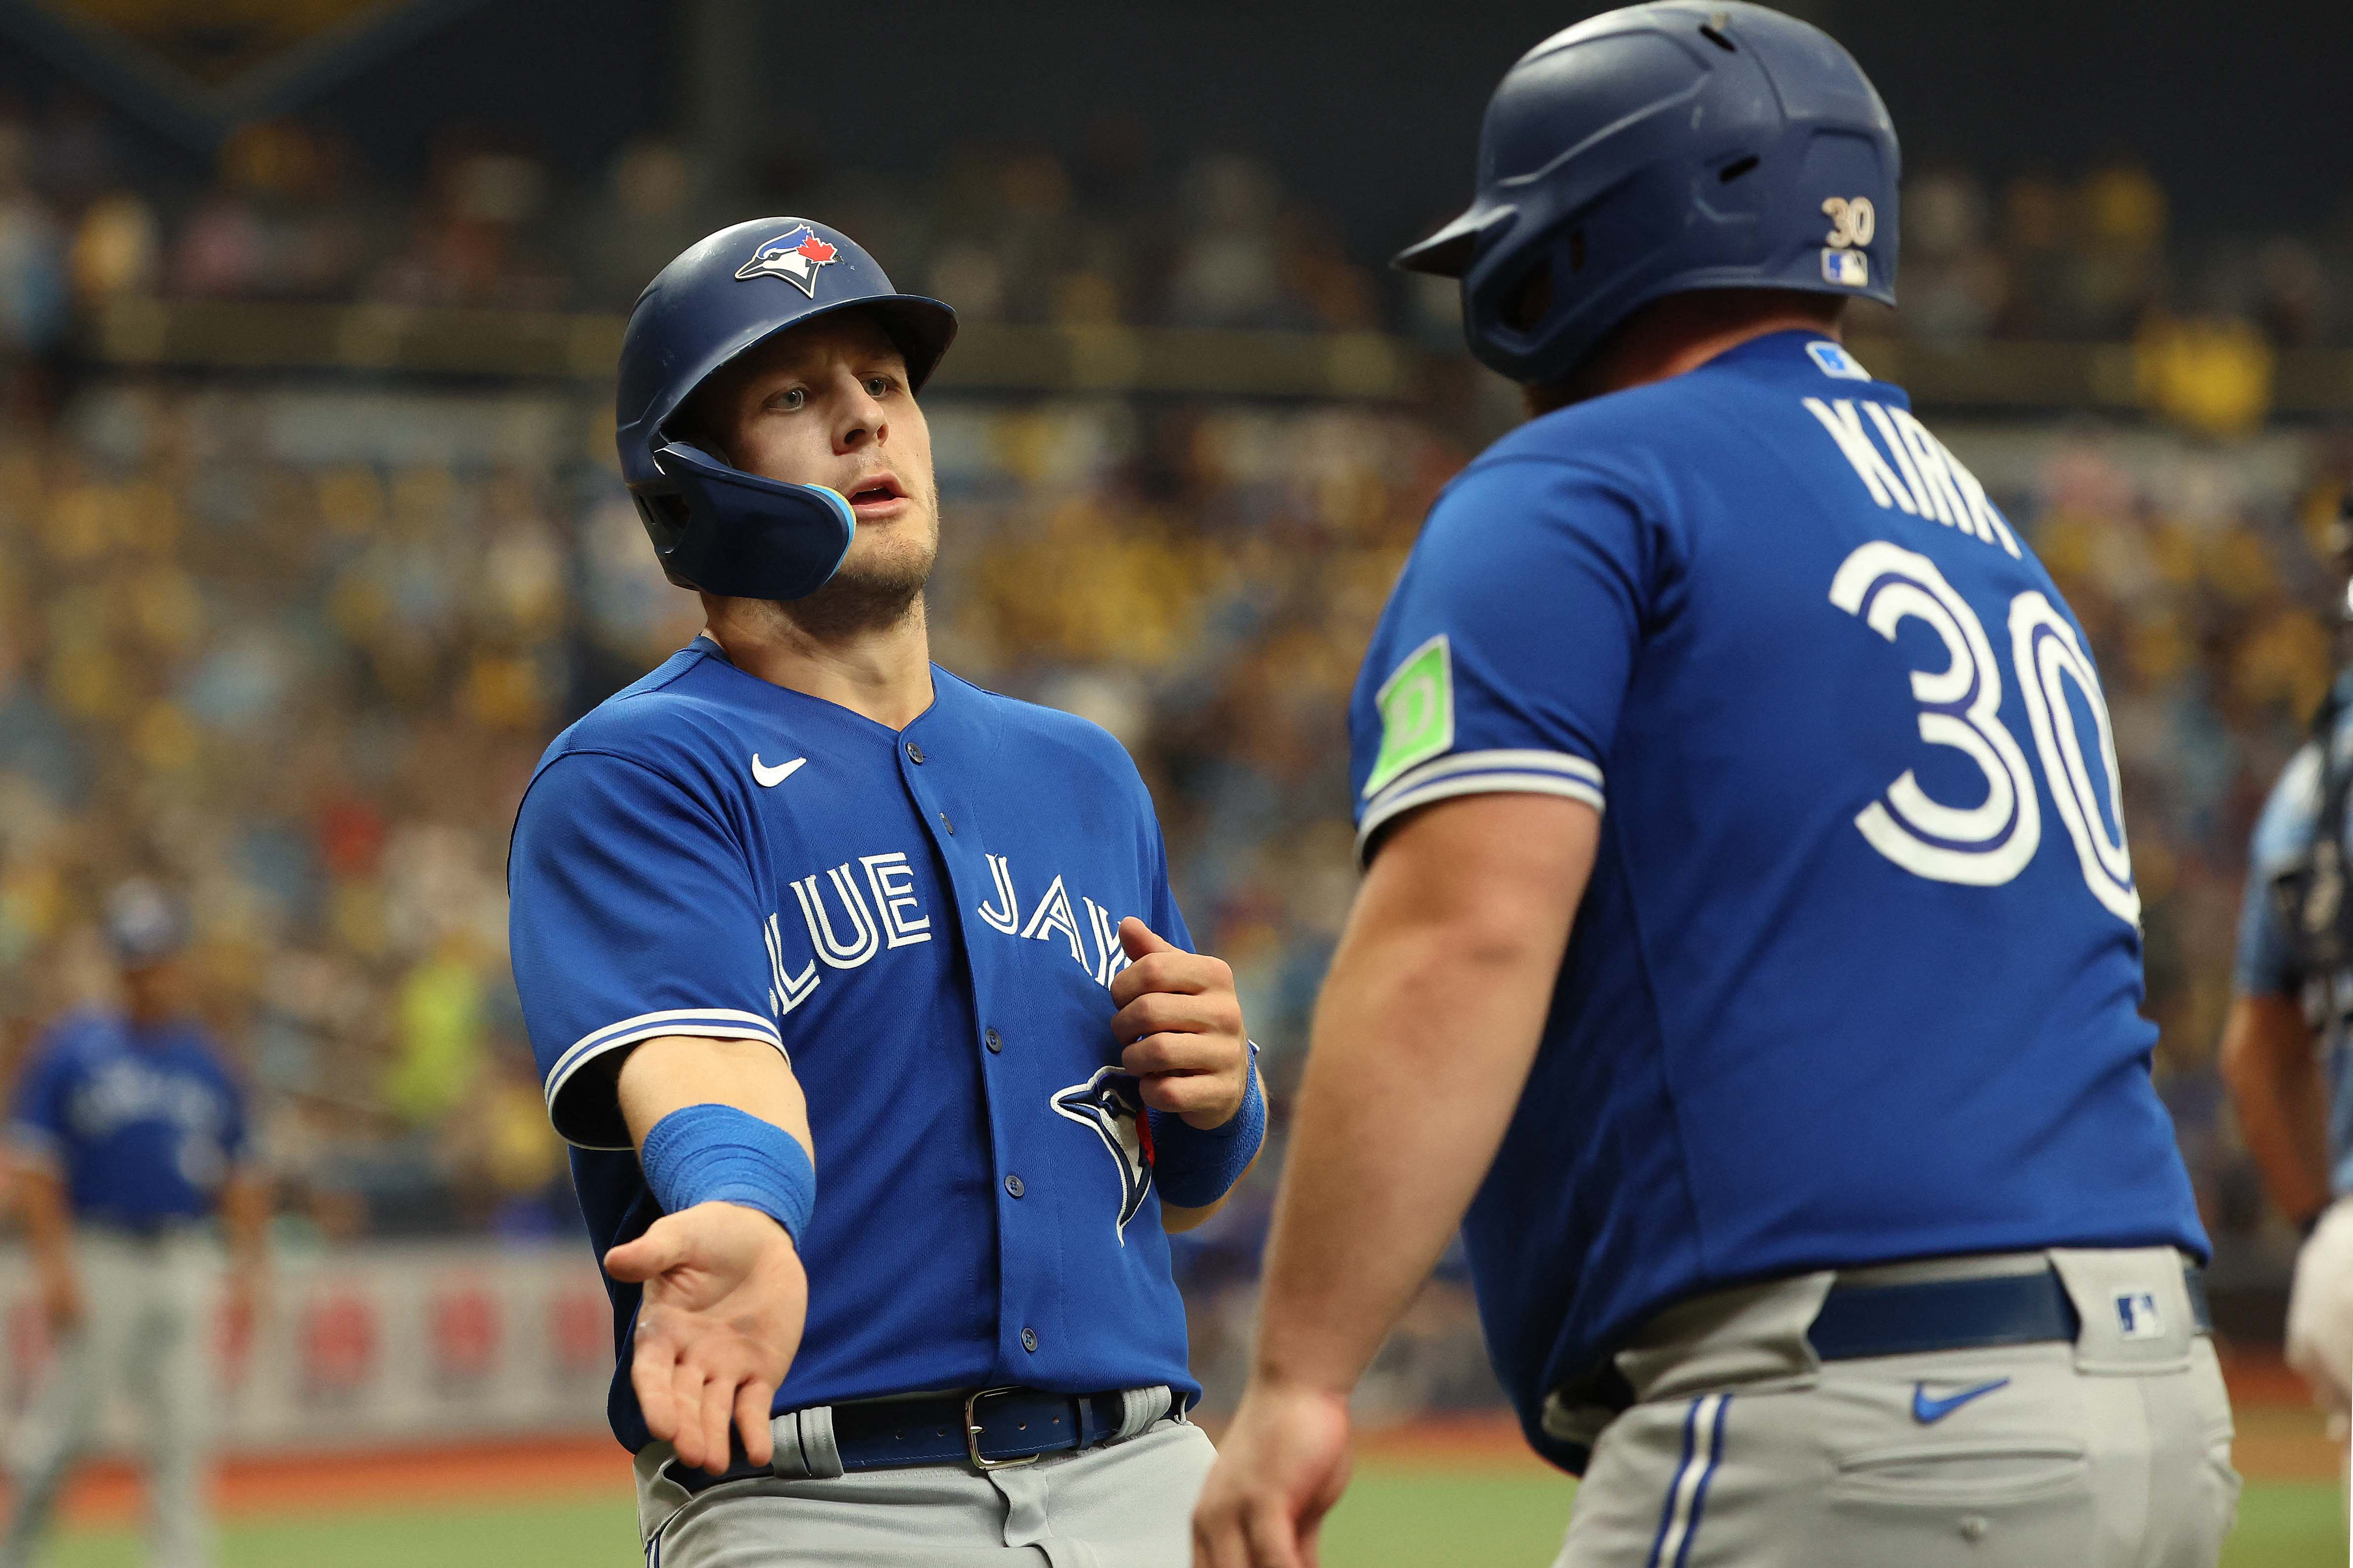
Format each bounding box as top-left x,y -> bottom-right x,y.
641,441 -> 856,602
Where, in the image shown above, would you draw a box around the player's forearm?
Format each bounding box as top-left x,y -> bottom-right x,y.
1160,1148 -> 1262,1233
2220,993 -> 2333,1223
11,1164 -> 73,1272
617,1034 -> 814,1158
221,1170 -> 271,1268
1251,797 -> 1593,1396
1254,932 -> 1548,1391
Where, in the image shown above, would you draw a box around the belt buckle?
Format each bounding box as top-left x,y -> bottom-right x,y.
963,1386 -> 1040,1471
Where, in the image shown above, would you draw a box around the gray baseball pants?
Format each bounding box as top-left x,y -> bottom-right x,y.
1549,1247 -> 2238,1568
634,1414 -> 1214,1566
1,1228 -> 217,1568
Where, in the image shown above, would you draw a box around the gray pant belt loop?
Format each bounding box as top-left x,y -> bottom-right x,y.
1118,1383 -> 1178,1440
768,1403 -> 843,1482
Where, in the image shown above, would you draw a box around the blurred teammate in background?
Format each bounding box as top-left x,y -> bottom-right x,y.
1196,5 -> 2232,1566
509,217 -> 1262,1566
2219,495 -> 2353,1500
1,881 -> 268,1568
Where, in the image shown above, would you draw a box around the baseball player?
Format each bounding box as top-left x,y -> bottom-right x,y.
1195,6 -> 2234,1566
2219,498 -> 2353,1495
2,881 -> 268,1568
507,217 -> 1266,1567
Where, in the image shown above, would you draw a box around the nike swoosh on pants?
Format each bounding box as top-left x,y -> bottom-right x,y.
1911,1377 -> 2010,1423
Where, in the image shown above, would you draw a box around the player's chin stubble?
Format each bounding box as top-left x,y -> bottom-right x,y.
776,517 -> 937,642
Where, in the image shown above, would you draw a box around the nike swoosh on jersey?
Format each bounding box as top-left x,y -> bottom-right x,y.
751,755 -> 806,787
1911,1377 -> 2010,1424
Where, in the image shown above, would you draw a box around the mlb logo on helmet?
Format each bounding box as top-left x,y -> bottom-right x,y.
1821,249 -> 1870,288
735,224 -> 840,297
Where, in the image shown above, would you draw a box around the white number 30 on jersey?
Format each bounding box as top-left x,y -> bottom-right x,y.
1830,541 -> 2139,925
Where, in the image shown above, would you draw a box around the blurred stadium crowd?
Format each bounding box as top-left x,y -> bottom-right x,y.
0,106 -> 2346,1330
0,109 -> 2343,350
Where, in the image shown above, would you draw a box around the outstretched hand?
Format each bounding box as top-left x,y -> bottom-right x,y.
605,1201 -> 806,1475
1112,917 -> 1250,1129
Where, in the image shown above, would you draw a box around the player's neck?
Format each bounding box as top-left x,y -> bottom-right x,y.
1529,292 -> 1845,416
1601,313 -> 1841,393
702,593 -> 937,731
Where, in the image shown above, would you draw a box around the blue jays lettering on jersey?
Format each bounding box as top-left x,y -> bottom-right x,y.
2236,686 -> 2353,1194
4,1010 -> 247,1226
1348,330 -> 2206,1472
507,640 -> 1198,1450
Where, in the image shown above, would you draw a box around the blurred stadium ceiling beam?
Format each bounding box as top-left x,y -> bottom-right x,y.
82,299 -> 1428,400
74,298 -> 2353,420
0,0 -> 495,152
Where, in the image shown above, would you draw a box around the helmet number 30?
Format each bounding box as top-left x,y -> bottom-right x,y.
1822,196 -> 1875,249
1830,541 -> 2139,924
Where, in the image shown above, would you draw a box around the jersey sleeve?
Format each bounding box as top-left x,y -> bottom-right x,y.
1349,456 -> 1653,860
509,750 -> 785,1150
2235,742 -> 2323,998
5,1036 -> 71,1167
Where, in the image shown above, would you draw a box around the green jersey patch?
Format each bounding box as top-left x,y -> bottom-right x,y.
1363,633 -> 1454,797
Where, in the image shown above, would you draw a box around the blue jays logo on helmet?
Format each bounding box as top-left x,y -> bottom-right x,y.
1051,1068 -> 1152,1242
734,224 -> 841,298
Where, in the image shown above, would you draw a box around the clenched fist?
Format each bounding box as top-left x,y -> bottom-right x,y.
1111,918 -> 1250,1129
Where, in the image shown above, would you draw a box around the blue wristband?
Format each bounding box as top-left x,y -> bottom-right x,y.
639,1103 -> 815,1245
1150,1049 -> 1266,1209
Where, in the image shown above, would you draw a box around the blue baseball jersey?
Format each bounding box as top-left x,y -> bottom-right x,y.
5,1009 -> 248,1226
2234,690 -> 2353,1193
1348,330 -> 2206,1470
508,640 -> 1198,1450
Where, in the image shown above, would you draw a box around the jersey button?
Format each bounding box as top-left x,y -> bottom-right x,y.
985,1028 -> 1002,1054
1021,1328 -> 1038,1354
1005,1174 -> 1025,1198
938,811 -> 954,835
906,742 -> 925,764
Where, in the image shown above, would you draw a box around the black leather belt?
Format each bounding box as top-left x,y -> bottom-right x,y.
667,1386 -> 1154,1495
1808,1264 -> 2211,1361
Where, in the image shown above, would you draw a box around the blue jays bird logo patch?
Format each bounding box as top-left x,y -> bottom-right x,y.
1051,1067 -> 1153,1243
735,224 -> 839,297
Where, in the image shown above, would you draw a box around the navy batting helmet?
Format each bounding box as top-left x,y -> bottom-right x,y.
1398,1 -> 1898,386
616,218 -> 957,601
103,879 -> 186,966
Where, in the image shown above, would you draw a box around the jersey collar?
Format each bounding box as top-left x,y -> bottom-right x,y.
684,636 -> 999,757
1696,327 -> 1900,401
